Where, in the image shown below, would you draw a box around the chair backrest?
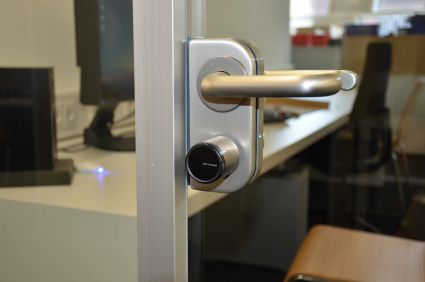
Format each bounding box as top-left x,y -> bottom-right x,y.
350,42 -> 392,125
395,77 -> 425,152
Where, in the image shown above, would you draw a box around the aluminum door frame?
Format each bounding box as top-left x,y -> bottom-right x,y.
133,0 -> 187,281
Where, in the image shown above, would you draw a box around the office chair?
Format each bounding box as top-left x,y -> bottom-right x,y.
394,77 -> 425,191
395,77 -> 425,241
284,225 -> 425,282
307,42 -> 406,230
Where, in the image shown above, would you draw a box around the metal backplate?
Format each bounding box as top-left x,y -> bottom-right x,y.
188,38 -> 263,193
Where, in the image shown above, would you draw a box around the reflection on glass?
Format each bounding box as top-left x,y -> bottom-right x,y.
0,1 -> 137,281
189,0 -> 425,281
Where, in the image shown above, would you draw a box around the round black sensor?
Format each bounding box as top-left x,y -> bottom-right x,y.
186,143 -> 224,184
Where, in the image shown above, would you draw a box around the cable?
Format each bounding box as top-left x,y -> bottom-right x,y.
57,106 -> 135,153
114,108 -> 135,125
58,133 -> 82,142
59,143 -> 88,153
57,109 -> 135,143
113,121 -> 135,130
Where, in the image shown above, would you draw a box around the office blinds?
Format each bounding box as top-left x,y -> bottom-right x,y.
290,0 -> 330,19
374,0 -> 425,11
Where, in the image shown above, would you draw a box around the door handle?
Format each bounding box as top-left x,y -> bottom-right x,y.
187,38 -> 357,193
201,70 -> 357,98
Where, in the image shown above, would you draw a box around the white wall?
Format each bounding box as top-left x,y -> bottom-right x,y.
205,0 -> 292,70
0,0 -> 79,96
331,0 -> 372,13
0,1 -> 136,136
1,0 -> 293,92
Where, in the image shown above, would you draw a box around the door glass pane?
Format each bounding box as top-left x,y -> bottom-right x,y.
0,1 -> 137,281
189,1 -> 425,281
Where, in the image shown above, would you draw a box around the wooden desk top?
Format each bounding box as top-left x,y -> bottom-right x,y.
0,90 -> 356,217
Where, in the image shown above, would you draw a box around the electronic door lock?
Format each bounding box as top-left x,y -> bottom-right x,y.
187,38 -> 358,193
186,136 -> 239,190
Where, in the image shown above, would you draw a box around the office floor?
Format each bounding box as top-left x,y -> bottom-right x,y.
204,261 -> 285,282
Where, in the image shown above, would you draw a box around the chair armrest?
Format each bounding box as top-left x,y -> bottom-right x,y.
285,225 -> 425,282
289,274 -> 333,282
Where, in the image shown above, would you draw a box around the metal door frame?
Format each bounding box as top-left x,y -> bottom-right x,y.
133,0 -> 187,281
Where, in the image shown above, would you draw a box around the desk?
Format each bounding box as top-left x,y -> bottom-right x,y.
0,90 -> 355,217
0,90 -> 355,282
191,90 -> 356,214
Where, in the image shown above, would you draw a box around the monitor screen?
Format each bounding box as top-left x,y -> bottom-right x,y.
75,0 -> 134,105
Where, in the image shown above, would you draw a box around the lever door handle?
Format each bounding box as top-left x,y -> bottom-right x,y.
188,38 -> 359,193
201,70 -> 357,98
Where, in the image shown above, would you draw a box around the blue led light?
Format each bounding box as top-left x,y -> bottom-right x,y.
96,167 -> 105,174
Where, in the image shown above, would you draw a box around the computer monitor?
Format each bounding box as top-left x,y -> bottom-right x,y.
74,0 -> 135,151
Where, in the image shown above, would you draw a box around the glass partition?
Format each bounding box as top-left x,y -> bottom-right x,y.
0,1 -> 137,281
188,1 -> 425,281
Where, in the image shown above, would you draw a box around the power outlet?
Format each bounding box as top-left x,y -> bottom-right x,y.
55,94 -> 135,140
55,93 -> 83,135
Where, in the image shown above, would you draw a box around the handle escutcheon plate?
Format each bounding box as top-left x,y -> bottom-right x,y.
187,38 -> 357,193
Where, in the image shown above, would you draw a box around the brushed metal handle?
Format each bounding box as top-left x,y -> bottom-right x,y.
201,70 -> 357,98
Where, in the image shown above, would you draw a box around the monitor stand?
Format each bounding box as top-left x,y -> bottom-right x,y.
84,103 -> 135,152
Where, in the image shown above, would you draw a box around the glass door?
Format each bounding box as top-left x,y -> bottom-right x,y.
0,1 -> 138,282
136,0 -> 425,281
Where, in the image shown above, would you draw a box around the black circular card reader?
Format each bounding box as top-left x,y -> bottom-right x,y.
186,136 -> 239,184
